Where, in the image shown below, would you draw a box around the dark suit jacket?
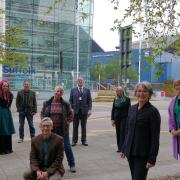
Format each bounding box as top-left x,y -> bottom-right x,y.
30,133 -> 65,176
69,87 -> 92,114
122,102 -> 161,165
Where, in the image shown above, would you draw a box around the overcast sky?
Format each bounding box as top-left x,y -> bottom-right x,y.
93,0 -> 130,52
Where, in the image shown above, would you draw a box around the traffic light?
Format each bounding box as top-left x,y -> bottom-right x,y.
119,25 -> 132,84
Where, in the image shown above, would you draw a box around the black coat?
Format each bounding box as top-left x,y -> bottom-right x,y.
122,102 -> 161,165
111,96 -> 131,121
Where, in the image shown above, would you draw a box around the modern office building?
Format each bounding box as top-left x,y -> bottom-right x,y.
0,0 -> 94,90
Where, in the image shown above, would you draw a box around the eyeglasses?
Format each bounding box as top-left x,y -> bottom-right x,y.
2,85 -> 8,87
41,125 -> 52,128
136,90 -> 149,93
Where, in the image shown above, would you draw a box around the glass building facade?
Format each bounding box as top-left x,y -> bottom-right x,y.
1,0 -> 93,90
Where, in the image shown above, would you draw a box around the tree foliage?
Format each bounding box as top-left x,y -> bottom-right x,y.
110,0 -> 180,47
110,0 -> 180,78
91,62 -> 106,82
0,8 -> 27,67
91,60 -> 138,83
0,26 -> 27,67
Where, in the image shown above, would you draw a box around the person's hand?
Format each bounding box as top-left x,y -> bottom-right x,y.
36,171 -> 43,179
111,120 -> 115,127
41,171 -> 48,180
171,129 -> 179,136
119,152 -> 125,158
176,129 -> 180,136
31,112 -> 36,116
87,110 -> 92,118
146,162 -> 154,169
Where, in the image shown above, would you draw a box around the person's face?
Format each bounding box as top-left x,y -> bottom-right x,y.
116,89 -> 122,97
41,124 -> 52,137
54,88 -> 64,99
175,84 -> 180,96
77,79 -> 83,87
2,82 -> 9,92
136,85 -> 150,104
23,81 -> 30,91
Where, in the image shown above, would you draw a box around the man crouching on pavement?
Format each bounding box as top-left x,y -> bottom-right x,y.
23,117 -> 65,180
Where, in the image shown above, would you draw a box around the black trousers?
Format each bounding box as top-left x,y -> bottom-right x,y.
115,117 -> 126,151
72,110 -> 88,143
0,135 -> 12,154
128,156 -> 148,180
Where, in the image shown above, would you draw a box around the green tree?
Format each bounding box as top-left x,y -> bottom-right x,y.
110,0 -> 180,77
104,60 -> 120,83
0,26 -> 27,67
110,0 -> 179,46
91,60 -> 138,83
0,9 -> 27,67
126,65 -> 139,80
91,62 -> 106,82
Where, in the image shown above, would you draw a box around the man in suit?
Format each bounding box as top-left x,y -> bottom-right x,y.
23,117 -> 65,180
70,77 -> 92,146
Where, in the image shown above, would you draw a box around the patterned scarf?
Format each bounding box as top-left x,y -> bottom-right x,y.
114,96 -> 127,108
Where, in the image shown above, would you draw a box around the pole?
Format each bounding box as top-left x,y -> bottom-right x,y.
138,0 -> 146,83
98,72 -> 100,90
76,0 -> 79,80
119,30 -> 123,85
0,0 -> 5,81
138,31 -> 142,83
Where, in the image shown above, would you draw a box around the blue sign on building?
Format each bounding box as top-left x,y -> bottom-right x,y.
3,65 -> 36,74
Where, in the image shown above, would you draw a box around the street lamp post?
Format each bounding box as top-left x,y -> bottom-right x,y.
115,46 -> 120,86
138,31 -> 142,83
76,0 -> 80,80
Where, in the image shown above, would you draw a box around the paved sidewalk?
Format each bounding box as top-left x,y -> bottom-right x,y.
1,100 -> 180,180
1,130 -> 180,180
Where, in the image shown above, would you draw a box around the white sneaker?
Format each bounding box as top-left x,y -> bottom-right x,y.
18,139 -> 23,143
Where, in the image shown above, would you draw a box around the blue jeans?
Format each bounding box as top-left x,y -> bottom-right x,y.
52,127 -> 75,167
19,111 -> 35,139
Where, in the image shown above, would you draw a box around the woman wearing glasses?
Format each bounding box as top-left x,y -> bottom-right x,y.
0,80 -> 15,155
121,81 -> 161,180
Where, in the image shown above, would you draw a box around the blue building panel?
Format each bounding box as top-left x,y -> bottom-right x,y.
91,49 -> 180,84
171,57 -> 180,79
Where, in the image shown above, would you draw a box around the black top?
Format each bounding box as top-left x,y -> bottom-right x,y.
23,91 -> 30,109
0,93 -> 13,108
111,96 -> 131,120
122,102 -> 161,165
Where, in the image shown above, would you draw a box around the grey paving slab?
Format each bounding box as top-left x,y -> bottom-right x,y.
0,100 -> 180,180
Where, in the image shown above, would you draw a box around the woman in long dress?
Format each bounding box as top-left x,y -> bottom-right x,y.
0,80 -> 15,154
